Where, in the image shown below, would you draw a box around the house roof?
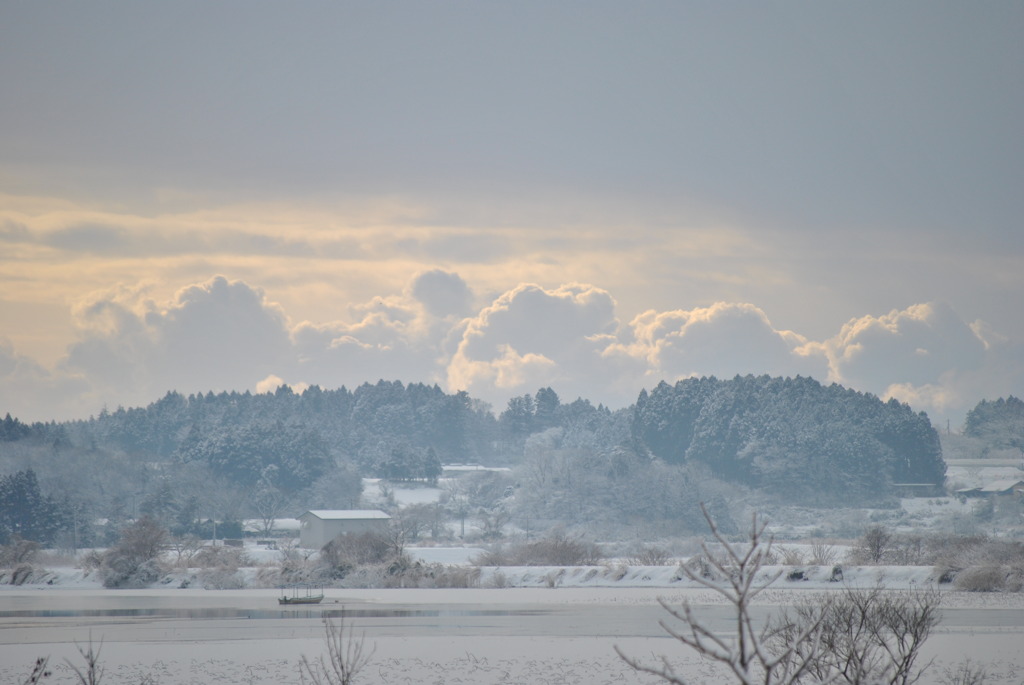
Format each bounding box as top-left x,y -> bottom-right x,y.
978,480 -> 1024,493
300,509 -> 391,521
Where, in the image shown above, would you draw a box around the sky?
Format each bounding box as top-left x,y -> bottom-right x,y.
1,2 -> 1022,428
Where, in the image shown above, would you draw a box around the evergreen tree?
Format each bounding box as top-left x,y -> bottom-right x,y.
0,469 -> 70,545
0,413 -> 31,442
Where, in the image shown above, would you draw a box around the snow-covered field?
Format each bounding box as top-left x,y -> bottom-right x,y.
3,568 -> 1024,684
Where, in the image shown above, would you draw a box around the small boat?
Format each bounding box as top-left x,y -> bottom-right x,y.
278,584 -> 325,605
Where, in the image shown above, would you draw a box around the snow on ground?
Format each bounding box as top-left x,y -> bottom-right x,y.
16,559 -> 962,592
945,463 -> 1024,490
407,546 -> 484,565
2,582 -> 1023,685
362,478 -> 445,507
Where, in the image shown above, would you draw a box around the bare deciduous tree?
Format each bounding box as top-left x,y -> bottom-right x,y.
618,505 -> 943,685
853,525 -> 893,564
615,504 -> 830,685
776,586 -> 940,685
251,467 -> 291,538
168,534 -> 204,567
299,614 -> 375,685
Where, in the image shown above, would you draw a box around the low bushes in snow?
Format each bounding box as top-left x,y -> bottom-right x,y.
952,564 -> 1024,592
96,517 -> 169,588
848,525 -> 1024,567
0,537 -> 49,585
625,544 -> 673,566
473,529 -> 603,566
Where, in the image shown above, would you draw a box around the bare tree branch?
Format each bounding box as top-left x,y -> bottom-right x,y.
299,613 -> 375,685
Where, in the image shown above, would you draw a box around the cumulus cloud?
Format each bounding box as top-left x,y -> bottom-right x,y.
826,303 -> 987,389
61,276 -> 294,408
819,302 -> 1024,424
2,269 -> 1021,428
290,270 -> 478,390
255,374 -> 309,395
620,302 -> 828,384
447,283 -> 635,406
0,338 -> 91,421
408,268 -> 475,319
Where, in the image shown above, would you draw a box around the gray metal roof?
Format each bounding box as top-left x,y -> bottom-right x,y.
301,509 -> 391,520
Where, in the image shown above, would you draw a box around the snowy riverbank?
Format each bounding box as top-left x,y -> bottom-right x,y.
2,559 -> 967,592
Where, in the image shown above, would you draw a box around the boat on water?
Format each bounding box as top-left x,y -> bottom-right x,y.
278,584 -> 325,605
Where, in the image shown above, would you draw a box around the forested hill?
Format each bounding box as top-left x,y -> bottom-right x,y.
2,375 -> 945,505
60,382 -> 501,487
964,395 -> 1024,452
633,376 -> 945,502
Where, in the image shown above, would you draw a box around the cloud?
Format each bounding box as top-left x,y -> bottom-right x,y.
1,269 -> 1020,428
0,338 -> 91,421
408,269 -> 475,319
818,302 -> 1024,424
255,374 -> 309,395
824,302 -> 986,390
621,302 -> 828,383
447,283 -> 638,406
290,271 -> 478,391
61,276 -> 294,407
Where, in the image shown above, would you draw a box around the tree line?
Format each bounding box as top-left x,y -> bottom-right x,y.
0,375 -> 964,546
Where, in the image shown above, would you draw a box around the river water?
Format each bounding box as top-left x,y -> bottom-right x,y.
2,587 -> 1022,684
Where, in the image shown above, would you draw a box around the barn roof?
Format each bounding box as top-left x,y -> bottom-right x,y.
300,509 -> 391,520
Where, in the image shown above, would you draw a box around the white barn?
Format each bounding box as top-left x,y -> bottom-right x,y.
298,509 -> 391,549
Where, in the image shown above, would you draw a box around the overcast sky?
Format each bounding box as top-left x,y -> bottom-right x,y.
1,2 -> 1022,427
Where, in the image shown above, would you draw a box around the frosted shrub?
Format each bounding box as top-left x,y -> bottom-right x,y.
99,517 -> 169,588
608,563 -> 629,582
412,563 -> 480,588
431,565 -> 480,588
321,531 -> 395,572
488,569 -> 509,588
626,544 -> 673,566
809,539 -> 838,566
2,563 -> 40,585
953,565 -> 1010,592
544,569 -> 564,588
778,546 -> 805,565
100,556 -> 165,589
473,530 -> 603,566
192,544 -> 251,569
199,566 -> 246,589
0,536 -> 40,567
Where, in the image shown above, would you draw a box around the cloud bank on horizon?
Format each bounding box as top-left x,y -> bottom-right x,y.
1,3 -> 1022,426
1,271 -> 1020,428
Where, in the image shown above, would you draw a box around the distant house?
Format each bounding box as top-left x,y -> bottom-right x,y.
956,479 -> 1024,499
298,510 -> 391,549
